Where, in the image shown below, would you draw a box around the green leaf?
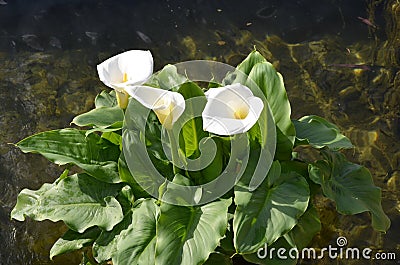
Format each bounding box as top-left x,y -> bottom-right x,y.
113,199 -> 159,265
222,50 -> 267,86
285,205 -> 321,249
10,183 -> 53,220
72,90 -> 122,135
72,106 -> 124,132
197,137 -> 224,184
236,50 -> 267,77
155,198 -> 232,265
50,227 -> 101,260
102,131 -> 122,147
118,152 -> 150,199
177,82 -> 207,158
92,208 -> 133,263
123,100 -> 174,199
234,161 -> 309,253
308,150 -> 390,232
293,115 -> 353,150
245,100 -> 276,190
11,173 -> 124,233
155,64 -> 187,91
95,90 -> 117,108
246,62 -> 295,160
16,128 -> 121,183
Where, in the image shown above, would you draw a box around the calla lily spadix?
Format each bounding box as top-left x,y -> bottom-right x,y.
125,86 -> 185,130
97,50 -> 153,108
202,83 -> 264,136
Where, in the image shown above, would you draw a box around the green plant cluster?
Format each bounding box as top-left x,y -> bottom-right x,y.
11,50 -> 390,265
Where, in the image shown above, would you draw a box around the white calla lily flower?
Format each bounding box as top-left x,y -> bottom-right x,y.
125,86 -> 185,130
97,50 -> 153,108
202,83 -> 264,135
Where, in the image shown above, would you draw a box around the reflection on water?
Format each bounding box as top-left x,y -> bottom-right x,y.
0,0 -> 399,264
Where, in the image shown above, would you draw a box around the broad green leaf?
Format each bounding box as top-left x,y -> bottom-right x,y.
95,90 -> 117,108
236,50 -> 267,76
223,50 -> 292,160
118,152 -> 150,199
203,252 -> 233,265
155,64 -> 187,91
72,105 -> 123,131
11,173 -> 124,233
246,62 -> 295,160
16,128 -> 121,183
280,160 -> 321,196
155,198 -> 232,265
123,99 -> 174,199
242,236 -> 297,265
92,208 -> 133,263
72,90 -> 122,135
219,221 -> 235,255
113,199 -> 159,265
244,206 -> 320,265
246,100 -> 276,190
285,205 -> 321,250
177,82 -> 207,158
234,161 -> 309,253
222,50 -> 266,86
308,150 -> 390,232
50,227 -> 101,260
293,115 -> 353,150
196,137 -> 224,184
10,183 -> 53,220
102,131 -> 122,147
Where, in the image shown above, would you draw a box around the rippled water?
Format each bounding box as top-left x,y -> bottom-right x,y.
0,0 -> 399,264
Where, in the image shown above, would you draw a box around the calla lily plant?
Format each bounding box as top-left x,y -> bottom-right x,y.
11,49 -> 390,265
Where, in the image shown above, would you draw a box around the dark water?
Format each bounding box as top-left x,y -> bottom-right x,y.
0,0 -> 399,264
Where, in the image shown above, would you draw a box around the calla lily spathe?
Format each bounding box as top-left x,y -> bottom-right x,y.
125,86 -> 185,130
202,83 -> 264,135
97,50 -> 153,108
